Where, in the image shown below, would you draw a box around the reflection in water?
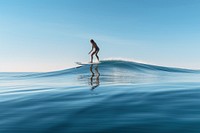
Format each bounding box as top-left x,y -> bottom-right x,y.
89,64 -> 100,90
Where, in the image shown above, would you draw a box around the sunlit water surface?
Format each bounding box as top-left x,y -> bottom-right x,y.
1,60 -> 200,133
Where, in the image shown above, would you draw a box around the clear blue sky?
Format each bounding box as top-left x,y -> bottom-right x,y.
0,0 -> 200,72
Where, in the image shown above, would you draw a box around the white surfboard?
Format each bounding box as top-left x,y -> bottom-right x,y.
76,62 -> 100,65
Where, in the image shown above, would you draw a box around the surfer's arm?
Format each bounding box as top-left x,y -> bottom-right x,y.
88,47 -> 94,54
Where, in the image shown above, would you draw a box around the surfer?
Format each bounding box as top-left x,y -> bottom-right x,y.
88,39 -> 100,63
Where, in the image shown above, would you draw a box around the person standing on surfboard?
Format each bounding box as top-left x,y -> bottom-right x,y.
88,39 -> 100,63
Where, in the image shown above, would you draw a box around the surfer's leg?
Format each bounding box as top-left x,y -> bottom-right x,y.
91,51 -> 95,63
95,50 -> 99,61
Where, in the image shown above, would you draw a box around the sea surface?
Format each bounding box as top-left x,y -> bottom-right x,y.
1,60 -> 200,133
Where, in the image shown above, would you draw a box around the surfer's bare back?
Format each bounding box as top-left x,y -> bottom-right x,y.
88,39 -> 100,63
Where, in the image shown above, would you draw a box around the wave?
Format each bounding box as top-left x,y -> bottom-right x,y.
100,59 -> 197,73
2,60 -> 200,133
16,60 -> 199,79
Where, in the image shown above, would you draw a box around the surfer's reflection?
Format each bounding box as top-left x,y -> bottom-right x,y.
89,64 -> 100,90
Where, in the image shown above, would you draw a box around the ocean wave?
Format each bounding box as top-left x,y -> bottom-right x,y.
4,61 -> 196,90
101,59 -> 197,73
1,61 -> 200,133
22,60 -> 197,78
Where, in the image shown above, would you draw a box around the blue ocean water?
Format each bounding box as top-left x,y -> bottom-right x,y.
1,60 -> 200,133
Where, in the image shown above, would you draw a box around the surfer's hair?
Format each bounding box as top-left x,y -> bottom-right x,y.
90,39 -> 94,43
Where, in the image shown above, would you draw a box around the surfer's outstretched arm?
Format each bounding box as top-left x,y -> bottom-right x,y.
88,47 -> 94,54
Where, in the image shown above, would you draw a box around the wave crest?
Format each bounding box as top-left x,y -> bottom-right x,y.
19,59 -> 198,79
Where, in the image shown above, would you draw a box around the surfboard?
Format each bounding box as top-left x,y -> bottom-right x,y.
76,62 -> 100,65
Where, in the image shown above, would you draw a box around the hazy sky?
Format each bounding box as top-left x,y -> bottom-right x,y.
0,0 -> 200,72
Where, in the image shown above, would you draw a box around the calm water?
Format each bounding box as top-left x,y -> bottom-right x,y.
1,60 -> 200,133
